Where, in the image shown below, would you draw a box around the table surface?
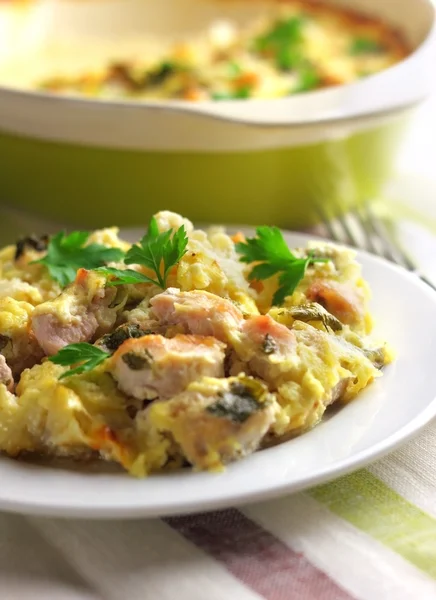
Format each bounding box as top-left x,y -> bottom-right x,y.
1,96 -> 436,600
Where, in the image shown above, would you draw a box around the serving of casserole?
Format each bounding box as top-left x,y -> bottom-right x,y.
0,211 -> 391,476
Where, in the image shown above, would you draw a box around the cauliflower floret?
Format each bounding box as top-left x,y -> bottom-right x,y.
87,227 -> 131,253
153,211 -> 194,235
0,242 -> 60,303
0,278 -> 43,305
173,225 -> 257,315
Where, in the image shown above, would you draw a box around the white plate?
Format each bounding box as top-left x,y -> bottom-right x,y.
1,231 -> 436,519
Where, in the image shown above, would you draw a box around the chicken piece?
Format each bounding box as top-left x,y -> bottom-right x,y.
0,296 -> 44,377
125,288 -> 165,332
306,280 -> 364,327
271,321 -> 379,437
0,355 -> 14,392
110,334 -> 226,400
149,288 -> 244,343
144,375 -> 277,470
232,315 -> 297,387
31,269 -> 121,356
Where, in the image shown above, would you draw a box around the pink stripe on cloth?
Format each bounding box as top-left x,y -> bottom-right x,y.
165,509 -> 354,600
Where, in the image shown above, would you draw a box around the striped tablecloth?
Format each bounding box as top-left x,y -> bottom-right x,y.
1,430 -> 435,599
2,98 -> 436,600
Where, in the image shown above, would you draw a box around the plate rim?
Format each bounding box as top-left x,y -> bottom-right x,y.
0,229 -> 435,519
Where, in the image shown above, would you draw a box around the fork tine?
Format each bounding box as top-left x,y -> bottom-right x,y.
314,196 -> 372,251
350,206 -> 379,254
314,197 -> 436,292
312,200 -> 342,243
359,203 -> 416,270
334,212 -> 360,247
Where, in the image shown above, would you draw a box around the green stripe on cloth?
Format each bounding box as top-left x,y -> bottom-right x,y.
309,470 -> 436,579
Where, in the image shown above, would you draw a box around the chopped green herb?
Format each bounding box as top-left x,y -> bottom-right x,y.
236,226 -> 329,305
121,351 -> 152,370
228,61 -> 243,77
350,37 -> 383,55
212,86 -> 252,101
97,324 -> 148,353
293,65 -> 320,93
49,343 -> 110,379
289,302 -> 342,331
262,333 -> 278,355
212,91 -> 231,100
32,231 -> 125,287
148,61 -> 178,86
277,45 -> 302,71
254,16 -> 306,71
234,86 -> 252,99
207,381 -> 263,423
124,216 -> 189,289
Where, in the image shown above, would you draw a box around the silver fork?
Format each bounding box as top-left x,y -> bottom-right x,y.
314,200 -> 436,291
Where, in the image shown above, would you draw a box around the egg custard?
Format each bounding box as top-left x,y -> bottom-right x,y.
0,212 -> 391,476
39,1 -> 409,101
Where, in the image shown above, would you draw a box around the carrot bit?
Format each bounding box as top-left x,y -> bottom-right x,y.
75,268 -> 89,286
231,231 -> 246,244
233,72 -> 259,90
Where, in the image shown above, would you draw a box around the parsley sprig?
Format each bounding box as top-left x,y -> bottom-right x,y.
33,231 -> 125,287
49,343 -> 110,379
33,216 -> 189,289
236,226 -> 328,305
98,216 -> 188,288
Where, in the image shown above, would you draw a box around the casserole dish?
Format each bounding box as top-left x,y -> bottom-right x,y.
0,0 -> 434,228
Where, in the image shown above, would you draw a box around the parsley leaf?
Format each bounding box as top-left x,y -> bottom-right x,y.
33,231 -> 125,287
124,216 -> 189,288
293,65 -> 320,93
349,37 -> 383,55
228,61 -> 243,77
49,343 -> 110,379
236,226 -> 328,305
95,267 -> 157,286
275,258 -> 313,304
212,87 -> 251,100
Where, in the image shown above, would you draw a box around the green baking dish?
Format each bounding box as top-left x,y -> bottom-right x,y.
0,0 -> 434,228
